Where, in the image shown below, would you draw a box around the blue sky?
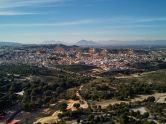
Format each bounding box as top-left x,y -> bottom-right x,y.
0,0 -> 166,43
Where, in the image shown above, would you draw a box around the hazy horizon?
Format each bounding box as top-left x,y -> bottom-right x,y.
1,39 -> 166,46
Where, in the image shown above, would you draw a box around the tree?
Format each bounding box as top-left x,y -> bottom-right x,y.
142,112 -> 149,118
73,103 -> 80,109
146,96 -> 155,102
59,102 -> 68,112
118,114 -> 129,124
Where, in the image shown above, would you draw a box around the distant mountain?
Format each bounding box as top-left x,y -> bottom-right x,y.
75,40 -> 98,46
74,40 -> 166,48
0,42 -> 21,47
94,40 -> 166,46
42,40 -> 67,45
138,40 -> 166,46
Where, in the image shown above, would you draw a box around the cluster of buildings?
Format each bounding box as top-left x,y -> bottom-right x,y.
0,46 -> 163,71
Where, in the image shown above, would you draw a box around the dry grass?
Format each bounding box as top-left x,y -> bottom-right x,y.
96,92 -> 166,108
34,111 -> 61,124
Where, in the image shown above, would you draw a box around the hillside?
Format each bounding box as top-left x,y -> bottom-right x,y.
0,42 -> 21,47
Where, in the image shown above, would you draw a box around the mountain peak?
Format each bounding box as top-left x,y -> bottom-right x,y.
75,40 -> 98,46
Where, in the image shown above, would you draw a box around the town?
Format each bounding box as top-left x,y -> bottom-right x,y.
0,45 -> 165,72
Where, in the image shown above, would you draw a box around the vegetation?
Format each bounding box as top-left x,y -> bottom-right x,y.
0,64 -> 41,75
59,102 -> 68,112
0,64 -> 91,112
1,62 -> 166,123
80,70 -> 166,100
73,103 -> 80,109
58,101 -> 160,124
55,64 -> 96,73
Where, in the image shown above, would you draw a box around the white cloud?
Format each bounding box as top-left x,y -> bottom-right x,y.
0,0 -> 63,9
0,11 -> 39,16
107,16 -> 166,24
1,16 -> 166,26
0,0 -> 65,16
135,17 -> 166,23
0,19 -> 96,27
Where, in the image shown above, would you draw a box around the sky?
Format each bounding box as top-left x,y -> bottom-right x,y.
0,0 -> 166,44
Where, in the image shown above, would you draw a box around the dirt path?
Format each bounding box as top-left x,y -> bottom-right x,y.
77,85 -> 88,108
66,85 -> 88,111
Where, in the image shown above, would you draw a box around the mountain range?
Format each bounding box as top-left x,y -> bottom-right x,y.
0,41 -> 22,47
75,40 -> 166,46
0,40 -> 166,47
